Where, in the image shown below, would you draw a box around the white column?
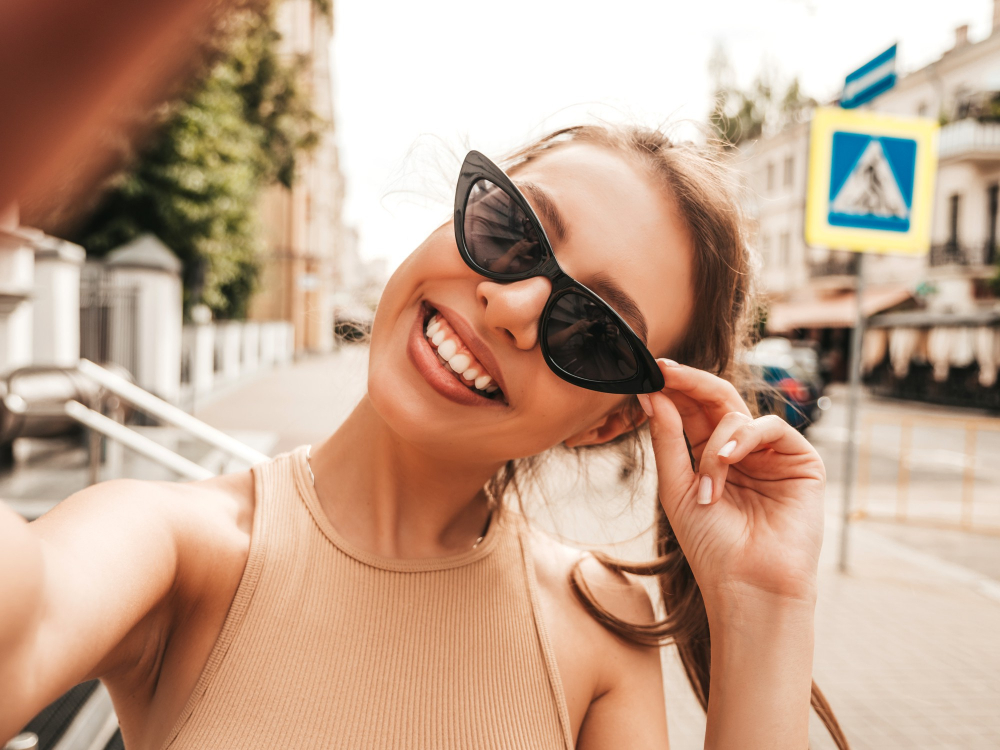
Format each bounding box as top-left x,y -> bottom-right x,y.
0,219 -> 36,373
32,234 -> 85,366
241,321 -> 260,375
216,321 -> 243,383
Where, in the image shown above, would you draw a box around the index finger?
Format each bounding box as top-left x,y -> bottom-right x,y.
656,359 -> 752,422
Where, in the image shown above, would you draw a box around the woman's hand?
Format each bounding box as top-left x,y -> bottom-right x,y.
636,359 -> 826,613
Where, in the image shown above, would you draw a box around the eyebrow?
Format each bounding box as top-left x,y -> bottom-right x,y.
515,181 -> 568,243
587,272 -> 650,344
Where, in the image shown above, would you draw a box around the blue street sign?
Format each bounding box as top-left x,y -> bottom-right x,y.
840,44 -> 897,109
805,107 -> 938,255
827,131 -> 916,232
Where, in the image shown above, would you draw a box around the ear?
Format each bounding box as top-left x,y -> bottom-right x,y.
563,404 -> 648,449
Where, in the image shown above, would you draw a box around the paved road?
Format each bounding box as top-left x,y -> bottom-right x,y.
194,349 -> 1000,749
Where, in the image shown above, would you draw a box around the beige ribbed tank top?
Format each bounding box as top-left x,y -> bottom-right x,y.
159,445 -> 573,750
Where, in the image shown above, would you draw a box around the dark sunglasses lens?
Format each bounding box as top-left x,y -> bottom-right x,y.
544,292 -> 638,383
463,179 -> 544,276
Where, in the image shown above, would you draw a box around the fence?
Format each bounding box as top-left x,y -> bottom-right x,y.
179,320 -> 294,410
79,272 -> 140,377
855,410 -> 1000,534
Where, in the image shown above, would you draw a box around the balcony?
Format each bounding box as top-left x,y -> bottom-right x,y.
928,241 -> 995,268
808,251 -> 860,278
938,120 -> 1000,162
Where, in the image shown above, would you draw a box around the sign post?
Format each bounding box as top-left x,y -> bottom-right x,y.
804,106 -> 938,572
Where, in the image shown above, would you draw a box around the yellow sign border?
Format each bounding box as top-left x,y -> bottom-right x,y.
805,106 -> 938,255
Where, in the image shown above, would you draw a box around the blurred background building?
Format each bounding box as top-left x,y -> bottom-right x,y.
0,0 -> 387,416
249,0 -> 382,353
738,4 -> 1000,409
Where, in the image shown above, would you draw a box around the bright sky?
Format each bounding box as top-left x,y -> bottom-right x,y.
332,0 -> 993,271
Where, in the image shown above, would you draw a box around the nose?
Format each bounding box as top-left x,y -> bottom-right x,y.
476,276 -> 551,350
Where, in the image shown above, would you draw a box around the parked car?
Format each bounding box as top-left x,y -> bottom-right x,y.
744,338 -> 828,432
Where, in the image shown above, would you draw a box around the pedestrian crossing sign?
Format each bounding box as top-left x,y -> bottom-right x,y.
805,107 -> 938,254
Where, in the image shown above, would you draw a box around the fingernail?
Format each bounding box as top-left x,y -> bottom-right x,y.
698,475 -> 713,505
718,440 -> 737,458
636,393 -> 653,418
658,358 -> 679,367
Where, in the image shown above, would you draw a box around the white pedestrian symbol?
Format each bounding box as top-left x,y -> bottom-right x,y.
830,139 -> 908,219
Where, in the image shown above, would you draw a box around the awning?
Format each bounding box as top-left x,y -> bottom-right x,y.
767,286 -> 912,332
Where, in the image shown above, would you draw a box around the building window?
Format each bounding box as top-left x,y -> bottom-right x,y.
948,193 -> 961,248
783,156 -> 794,188
760,233 -> 772,264
778,232 -> 791,268
766,162 -> 775,192
988,185 -> 998,264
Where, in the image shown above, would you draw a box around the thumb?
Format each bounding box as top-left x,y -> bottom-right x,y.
641,391 -> 696,510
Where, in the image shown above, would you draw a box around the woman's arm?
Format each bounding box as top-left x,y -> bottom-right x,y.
0,480 -> 182,741
704,592 -> 816,749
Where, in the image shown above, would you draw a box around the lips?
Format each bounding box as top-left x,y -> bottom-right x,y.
405,301 -> 509,408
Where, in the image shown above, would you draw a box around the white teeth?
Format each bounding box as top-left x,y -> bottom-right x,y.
448,353 -> 471,373
437,339 -> 457,360
423,313 -> 501,399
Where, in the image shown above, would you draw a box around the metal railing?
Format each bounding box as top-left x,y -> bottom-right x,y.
855,410 -> 1000,533
75,359 -> 268,468
939,119 -> 1000,160
928,241 -> 995,268
807,251 -> 860,278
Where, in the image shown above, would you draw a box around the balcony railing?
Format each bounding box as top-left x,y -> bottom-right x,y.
938,120 -> 1000,161
928,242 -> 996,267
808,251 -> 860,278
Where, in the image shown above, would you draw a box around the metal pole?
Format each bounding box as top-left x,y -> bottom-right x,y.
839,251 -> 867,573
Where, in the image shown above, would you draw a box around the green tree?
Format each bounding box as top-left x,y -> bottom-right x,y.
708,44 -> 816,148
72,4 -> 324,320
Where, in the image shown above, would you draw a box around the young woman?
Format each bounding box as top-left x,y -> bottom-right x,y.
0,125 -> 849,749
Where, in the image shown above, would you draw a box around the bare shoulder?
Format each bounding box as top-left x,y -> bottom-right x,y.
526,524 -> 656,637
524,522 -> 664,745
526,525 -> 669,747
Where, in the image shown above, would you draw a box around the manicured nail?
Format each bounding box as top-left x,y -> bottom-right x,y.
658,358 -> 679,367
718,440 -> 737,458
636,393 -> 653,418
698,475 -> 713,505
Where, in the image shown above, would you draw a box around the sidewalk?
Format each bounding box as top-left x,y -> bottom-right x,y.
196,349 -> 1000,749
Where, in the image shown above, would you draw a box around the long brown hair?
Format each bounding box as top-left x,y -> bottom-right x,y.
484,124 -> 850,749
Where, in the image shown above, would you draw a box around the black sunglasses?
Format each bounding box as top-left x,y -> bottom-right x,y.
453,150 -> 665,395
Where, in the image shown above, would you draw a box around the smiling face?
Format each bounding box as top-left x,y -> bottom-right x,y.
367,142 -> 695,466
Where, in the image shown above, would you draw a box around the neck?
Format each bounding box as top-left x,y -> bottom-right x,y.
309,396 -> 503,559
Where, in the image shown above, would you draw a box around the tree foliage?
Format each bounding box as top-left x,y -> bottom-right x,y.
708,44 -> 816,148
71,5 -> 324,320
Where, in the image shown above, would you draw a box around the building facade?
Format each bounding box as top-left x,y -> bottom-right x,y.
738,5 -> 1000,402
249,0 -> 346,354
